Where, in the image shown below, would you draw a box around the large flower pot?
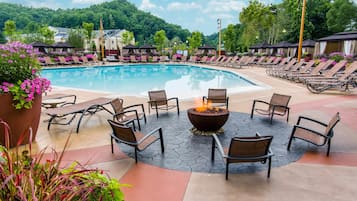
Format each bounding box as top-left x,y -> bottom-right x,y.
0,93 -> 42,148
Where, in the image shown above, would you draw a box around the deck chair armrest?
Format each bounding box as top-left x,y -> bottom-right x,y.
297,116 -> 328,127
212,134 -> 227,158
293,125 -> 330,139
253,99 -> 270,106
137,127 -> 162,144
113,109 -> 139,119
167,97 -> 179,103
123,103 -> 145,113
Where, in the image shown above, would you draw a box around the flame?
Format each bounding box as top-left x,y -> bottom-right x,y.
193,98 -> 213,112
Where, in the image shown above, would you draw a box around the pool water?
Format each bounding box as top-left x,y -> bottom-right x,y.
42,64 -> 263,99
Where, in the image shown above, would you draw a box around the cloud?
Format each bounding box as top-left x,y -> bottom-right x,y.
167,2 -> 202,11
203,0 -> 246,14
71,0 -> 107,4
139,0 -> 158,10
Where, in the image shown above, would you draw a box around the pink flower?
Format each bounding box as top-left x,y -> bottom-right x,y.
8,60 -> 13,63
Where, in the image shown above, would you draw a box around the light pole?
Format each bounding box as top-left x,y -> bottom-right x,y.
217,18 -> 222,56
297,0 -> 307,62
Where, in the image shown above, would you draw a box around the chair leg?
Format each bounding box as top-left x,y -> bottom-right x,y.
137,119 -> 141,131
155,106 -> 159,118
327,139 -> 331,157
211,137 -> 215,161
270,113 -> 274,124
225,163 -> 229,180
134,148 -> 138,163
267,157 -> 272,178
286,109 -> 290,122
111,136 -> 114,153
176,100 -> 180,116
287,127 -> 296,151
159,128 -> 165,153
250,102 -> 256,119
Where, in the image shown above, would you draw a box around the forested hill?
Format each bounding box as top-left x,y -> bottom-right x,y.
0,0 -> 191,44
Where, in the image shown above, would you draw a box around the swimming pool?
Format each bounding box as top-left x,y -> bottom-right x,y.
42,64 -> 264,99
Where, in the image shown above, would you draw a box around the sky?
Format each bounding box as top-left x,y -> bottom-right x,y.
1,0 -> 283,35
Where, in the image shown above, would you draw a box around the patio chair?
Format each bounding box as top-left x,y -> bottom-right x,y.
45,97 -> 112,133
108,119 -> 164,163
148,90 -> 180,118
110,98 -> 147,130
202,88 -> 229,109
287,112 -> 340,156
211,133 -> 274,180
250,93 -> 291,124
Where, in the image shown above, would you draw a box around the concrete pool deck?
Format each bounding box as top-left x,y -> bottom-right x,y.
22,64 -> 357,200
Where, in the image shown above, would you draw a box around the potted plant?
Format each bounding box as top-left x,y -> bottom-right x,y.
0,121 -> 126,200
0,41 -> 51,148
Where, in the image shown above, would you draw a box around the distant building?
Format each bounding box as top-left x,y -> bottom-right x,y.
49,26 -> 71,43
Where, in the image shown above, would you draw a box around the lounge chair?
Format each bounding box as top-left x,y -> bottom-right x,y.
110,98 -> 146,130
42,93 -> 77,108
141,55 -> 148,63
287,112 -> 340,156
130,55 -> 138,63
266,58 -> 296,76
273,60 -> 304,78
148,90 -> 180,118
160,55 -> 170,62
284,60 -> 315,80
72,56 -> 83,64
152,56 -> 159,62
211,133 -> 274,180
58,56 -> 71,65
202,88 -> 229,109
108,119 -> 164,163
43,56 -> 56,66
306,61 -> 357,93
250,93 -> 291,124
290,59 -> 334,82
299,60 -> 347,83
45,97 -> 112,133
80,56 -> 89,64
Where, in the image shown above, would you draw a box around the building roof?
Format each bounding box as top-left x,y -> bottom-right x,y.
317,31 -> 357,41
270,41 -> 291,48
198,44 -> 215,50
249,41 -> 270,49
288,39 -> 316,48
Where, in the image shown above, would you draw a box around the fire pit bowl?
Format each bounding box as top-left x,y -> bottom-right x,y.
187,107 -> 229,132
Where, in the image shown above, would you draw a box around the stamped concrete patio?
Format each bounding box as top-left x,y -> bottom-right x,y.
28,65 -> 357,201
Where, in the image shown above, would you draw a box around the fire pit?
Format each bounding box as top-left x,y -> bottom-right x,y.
187,106 -> 229,135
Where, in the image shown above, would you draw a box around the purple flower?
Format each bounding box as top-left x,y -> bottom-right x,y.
7,60 -> 13,63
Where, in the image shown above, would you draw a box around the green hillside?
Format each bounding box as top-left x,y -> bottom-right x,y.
0,0 -> 191,44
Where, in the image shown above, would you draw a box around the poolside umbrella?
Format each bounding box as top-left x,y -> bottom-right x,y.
30,42 -> 52,54
52,42 -> 74,53
139,44 -> 156,55
123,44 -> 138,56
198,45 -> 216,56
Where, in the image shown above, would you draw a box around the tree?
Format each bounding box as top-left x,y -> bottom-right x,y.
239,0 -> 276,48
223,24 -> 237,53
82,22 -> 94,50
327,0 -> 357,32
121,30 -> 134,46
67,29 -> 85,49
39,26 -> 54,44
187,31 -> 202,55
154,30 -> 167,54
3,20 -> 17,42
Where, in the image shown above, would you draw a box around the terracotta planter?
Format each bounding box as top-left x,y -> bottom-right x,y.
0,93 -> 42,148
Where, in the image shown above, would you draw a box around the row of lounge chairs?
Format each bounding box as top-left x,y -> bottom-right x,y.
39,55 -> 99,66
267,58 -> 357,94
